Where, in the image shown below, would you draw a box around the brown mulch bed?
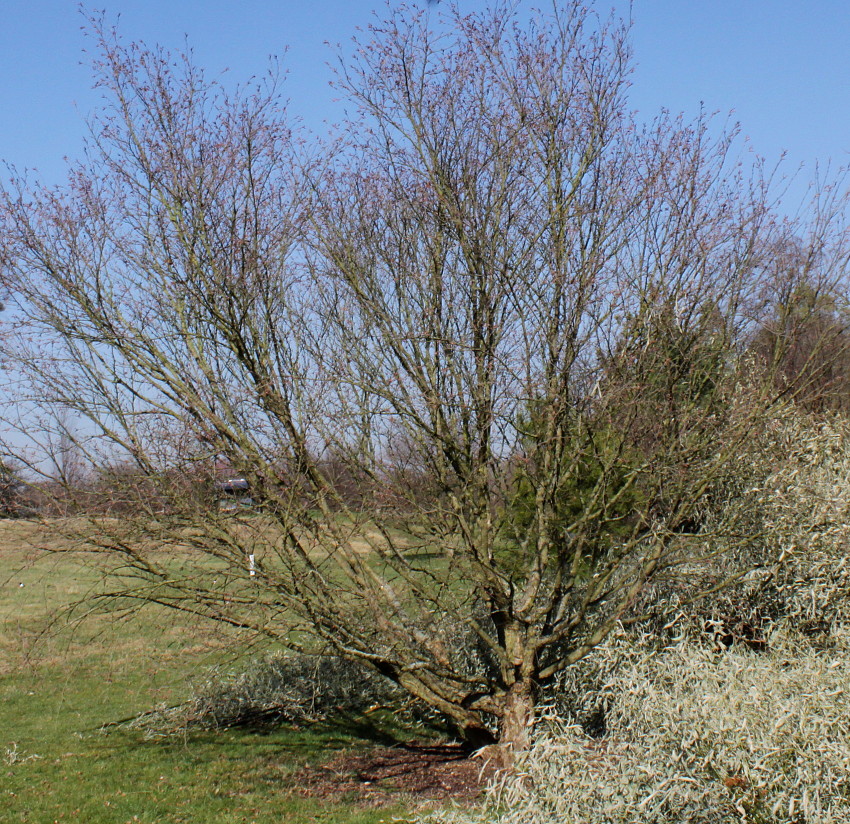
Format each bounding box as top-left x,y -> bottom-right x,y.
293,741 -> 500,805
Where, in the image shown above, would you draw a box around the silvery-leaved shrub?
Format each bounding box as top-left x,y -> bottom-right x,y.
429,630 -> 850,824
740,411 -> 850,631
641,405 -> 850,643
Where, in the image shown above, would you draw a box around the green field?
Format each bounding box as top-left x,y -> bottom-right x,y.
0,520 -> 420,824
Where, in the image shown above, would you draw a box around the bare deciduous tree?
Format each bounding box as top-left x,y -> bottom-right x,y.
0,459 -> 25,517
1,4 -> 849,750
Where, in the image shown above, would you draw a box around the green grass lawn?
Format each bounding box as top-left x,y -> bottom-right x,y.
0,520 -> 418,824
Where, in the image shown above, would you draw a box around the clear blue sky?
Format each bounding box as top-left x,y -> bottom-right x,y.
1,1 -> 849,185
3,0 -> 849,464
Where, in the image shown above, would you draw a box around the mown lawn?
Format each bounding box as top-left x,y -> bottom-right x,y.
0,520 -> 417,824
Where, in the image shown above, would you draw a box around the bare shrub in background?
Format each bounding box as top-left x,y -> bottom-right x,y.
2,2 -> 850,750
0,459 -> 27,518
751,267 -> 850,414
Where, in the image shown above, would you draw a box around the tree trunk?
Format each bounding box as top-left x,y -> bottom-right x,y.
473,680 -> 536,771
498,680 -> 536,752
